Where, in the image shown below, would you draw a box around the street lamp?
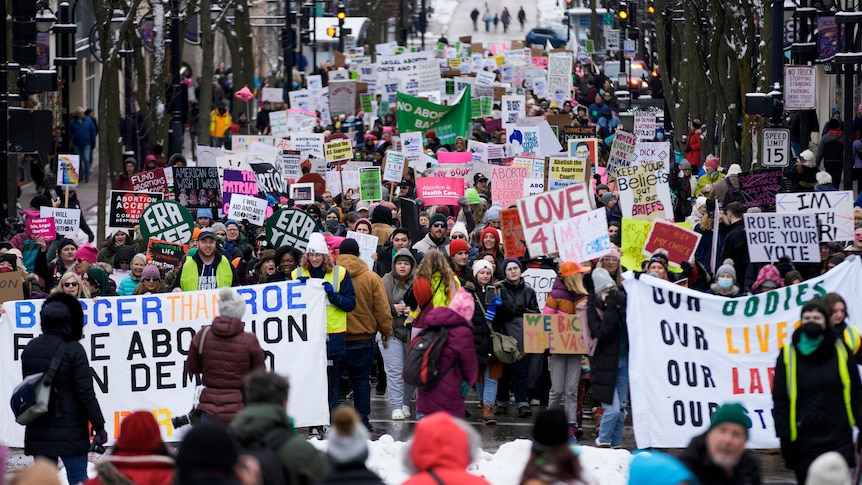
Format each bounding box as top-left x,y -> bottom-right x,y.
211,2 -> 223,22
35,6 -> 56,33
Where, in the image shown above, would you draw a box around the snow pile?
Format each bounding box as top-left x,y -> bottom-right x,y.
536,0 -> 566,29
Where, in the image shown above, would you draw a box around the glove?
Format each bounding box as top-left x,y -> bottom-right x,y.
484,305 -> 497,322
460,381 -> 470,397
582,365 -> 591,374
415,198 -> 424,207
457,196 -> 470,207
322,281 -> 335,297
490,296 -> 502,306
92,428 -> 108,446
680,260 -> 692,274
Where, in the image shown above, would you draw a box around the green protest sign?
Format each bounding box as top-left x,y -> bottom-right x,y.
139,200 -> 195,244
480,97 -> 493,117
397,85 -> 472,145
471,99 -> 481,119
360,167 -> 383,201
585,40 -> 595,53
265,209 -> 322,251
360,93 -> 374,113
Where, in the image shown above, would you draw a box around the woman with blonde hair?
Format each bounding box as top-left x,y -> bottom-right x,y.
408,250 -> 461,336
52,272 -> 90,299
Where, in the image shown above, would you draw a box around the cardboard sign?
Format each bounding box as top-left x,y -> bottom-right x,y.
39,207 -> 80,236
130,168 -> 170,195
522,268 -> 557,311
501,208 -> 527,259
138,200 -> 195,244
738,169 -> 782,210
0,271 -> 24,304
642,220 -> 702,267
346,231 -> 379,269
523,313 -> 551,353
56,154 -> 80,186
289,182 -> 315,205
173,167 -> 221,209
329,80 -> 358,116
26,217 -> 55,242
264,209 -> 322,250
325,139 -> 353,162
227,194 -> 268,226
383,151 -> 406,183
146,239 -> 188,269
743,213 -> 819,263
548,314 -> 587,354
605,130 -> 638,177
517,184 -> 591,257
617,160 -> 673,222
775,191 -> 856,242
415,177 -> 463,205
491,165 -> 529,209
359,167 -> 383,201
109,190 -> 163,228
553,209 -> 611,263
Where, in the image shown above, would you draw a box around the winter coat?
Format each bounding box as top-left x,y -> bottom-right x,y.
70,115 -> 97,147
338,254 -> 393,340
816,129 -> 844,163
370,205 -> 395,243
374,241 -> 424,277
709,173 -> 738,205
774,327 -> 862,474
117,274 -> 141,296
403,413 -> 491,485
694,171 -> 725,197
84,455 -> 175,485
381,252 -> 416,343
185,316 -> 266,424
543,278 -> 586,315
98,241 -> 132,265
719,220 -> 749,288
678,433 -> 761,485
230,403 -> 328,485
115,172 -> 134,191
315,463 -> 386,485
415,307 -> 479,418
412,233 -> 450,255
22,306 -> 105,457
684,128 -> 702,167
784,162 -> 818,192
587,289 -> 627,405
466,282 -> 498,366
497,277 -> 540,352
210,109 -> 232,138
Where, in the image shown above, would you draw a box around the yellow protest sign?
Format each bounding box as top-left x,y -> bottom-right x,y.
325,139 -> 353,162
621,218 -> 692,272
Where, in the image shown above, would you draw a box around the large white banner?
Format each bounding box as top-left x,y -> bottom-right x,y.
0,281 -> 330,446
624,258 -> 862,449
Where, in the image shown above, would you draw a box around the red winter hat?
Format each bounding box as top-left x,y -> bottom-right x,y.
425,130 -> 438,140
481,226 -> 499,244
115,410 -> 165,455
449,238 -> 470,257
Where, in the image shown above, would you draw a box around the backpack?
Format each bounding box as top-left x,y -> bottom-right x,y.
239,429 -> 295,485
403,326 -> 457,390
10,341 -> 68,425
722,177 -> 751,207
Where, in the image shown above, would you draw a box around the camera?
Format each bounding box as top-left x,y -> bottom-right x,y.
171,409 -> 200,429
89,440 -> 105,454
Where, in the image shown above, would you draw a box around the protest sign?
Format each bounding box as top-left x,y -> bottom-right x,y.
328,80 -> 358,116
743,212 -> 819,263
553,209 -> 611,263
549,157 -> 589,190
173,167 -> 221,209
437,151 -> 472,164
109,191 -> 163,228
0,270 -> 24,304
522,268 -> 556,309
131,169 -> 170,195
139,201 -> 195,244
26,217 -> 55,242
643,220 -> 702,266
227,194 -> 268,226
523,313 -> 550,353
265,209 -> 321,250
289,183 -> 315,205
739,169 -> 782,210
0,280 -> 331,446
775,191 -> 855,242
222,170 -> 260,214
359,167 -> 383,201
270,110 -> 290,138
501,208 -> 527,259
146,239 -> 188,269
633,112 -> 657,140
250,162 -> 289,201
401,132 -> 424,171
39,207 -> 80,236
560,126 -> 596,147
467,140 -> 488,163
624,258 -> 862,448
617,160 -> 673,222
492,165 -> 529,209
196,146 -> 221,167
56,154 -> 80,186
524,178 -> 545,196
502,95 -> 525,127
279,151 -> 302,181
288,134 -> 326,159
396,87 -> 472,145
232,135 -> 274,152
261,87 -> 283,102
517,184 -> 592,257
383,151 -> 406,183
548,314 -> 587,354
415,177 -> 463,205
508,126 -> 541,156
346,231 -> 379,269
324,139 -> 353,163
326,170 -> 360,198
605,130 -> 638,177
376,51 -> 441,93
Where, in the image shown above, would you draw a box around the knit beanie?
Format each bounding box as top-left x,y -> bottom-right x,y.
481,226 -> 499,245
74,243 -> 98,264
218,288 -> 247,320
602,243 -> 621,261
326,406 -> 369,465
502,258 -> 522,272
430,213 -> 447,226
211,222 -> 227,234
627,451 -> 697,485
705,157 -> 720,171
753,264 -> 782,292
531,409 -> 568,452
225,219 -> 240,230
806,451 -> 851,485
715,259 -> 737,282
56,237 -> 78,253
306,232 -> 329,254
141,264 -> 161,280
591,268 -> 616,293
451,222 -> 469,239
601,192 -> 616,206
472,259 -> 494,278
483,205 -> 501,223
449,239 -> 470,257
115,410 -> 165,455
176,423 -> 238,477
196,208 -> 213,220
340,238 -> 360,257
465,188 -> 481,205
709,402 -> 752,436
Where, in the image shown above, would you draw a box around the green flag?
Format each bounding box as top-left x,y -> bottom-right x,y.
397,85 -> 472,146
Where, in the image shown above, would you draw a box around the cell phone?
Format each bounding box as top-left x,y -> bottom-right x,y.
485,286 -> 498,304
49,188 -> 58,201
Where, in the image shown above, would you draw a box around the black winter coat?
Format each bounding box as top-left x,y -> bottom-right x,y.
773,327 -> 862,474
586,289 -> 627,405
679,433 -> 761,485
497,277 -> 539,352
314,463 -> 386,485
466,282 -> 500,366
720,220 -> 749,287
22,326 -> 105,457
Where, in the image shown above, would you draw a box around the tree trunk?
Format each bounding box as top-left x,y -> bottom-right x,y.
199,0 -> 216,146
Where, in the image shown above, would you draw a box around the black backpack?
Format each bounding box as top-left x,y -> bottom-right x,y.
723,177 -> 751,207
403,326 -> 456,390
240,429 -> 294,485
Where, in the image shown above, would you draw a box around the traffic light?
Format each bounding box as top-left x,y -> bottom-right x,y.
12,0 -> 38,65
327,26 -> 338,37
337,3 -> 346,26
647,0 -> 655,14
565,0 -> 574,7
618,2 -> 628,29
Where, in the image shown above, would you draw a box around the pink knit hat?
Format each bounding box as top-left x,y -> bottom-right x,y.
75,243 -> 98,264
752,264 -> 782,293
704,157 -> 720,171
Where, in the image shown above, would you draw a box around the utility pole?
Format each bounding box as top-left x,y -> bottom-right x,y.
169,0 -> 184,157
284,0 -> 294,105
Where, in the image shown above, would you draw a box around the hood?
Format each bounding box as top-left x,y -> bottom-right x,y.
407,413 -> 472,472
230,403 -> 292,444
371,205 -> 393,225
392,248 -> 416,268
210,315 -> 245,338
114,245 -> 136,266
337,253 -> 369,277
86,267 -> 111,296
548,277 -> 574,301
40,293 -> 84,341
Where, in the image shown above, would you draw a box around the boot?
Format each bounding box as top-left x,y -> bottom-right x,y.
575,412 -> 584,440
567,423 -> 579,443
482,404 -> 497,425
593,406 -> 604,435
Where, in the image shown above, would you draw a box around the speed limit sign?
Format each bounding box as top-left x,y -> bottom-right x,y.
761,128 -> 790,167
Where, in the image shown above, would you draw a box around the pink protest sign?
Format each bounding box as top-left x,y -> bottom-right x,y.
436,151 -> 472,164
28,217 -> 55,241
415,177 -> 464,205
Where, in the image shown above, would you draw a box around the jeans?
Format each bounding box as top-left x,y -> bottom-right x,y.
343,339 -> 375,424
791,141 -> 801,158
40,454 -> 87,485
211,137 -> 224,148
598,354 -> 629,447
475,365 -> 499,405
73,144 -> 92,183
377,335 -> 415,411
549,354 -> 582,423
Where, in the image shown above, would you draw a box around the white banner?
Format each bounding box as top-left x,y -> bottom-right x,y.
0,281 -> 330,446
624,258 -> 862,449
40,207 -> 81,236
775,191 -> 855,242
743,212 -> 819,263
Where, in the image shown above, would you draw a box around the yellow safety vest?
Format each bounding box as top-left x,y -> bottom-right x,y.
292,265 -> 347,334
783,339 -> 855,441
844,325 -> 861,355
179,256 -> 234,291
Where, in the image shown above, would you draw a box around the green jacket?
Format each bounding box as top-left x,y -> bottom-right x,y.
230,403 -> 328,485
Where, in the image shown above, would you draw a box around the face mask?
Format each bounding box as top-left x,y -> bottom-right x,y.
801,322 -> 824,339
717,277 -> 733,290
657,133 -> 664,140
648,272 -> 659,278
218,107 -> 226,114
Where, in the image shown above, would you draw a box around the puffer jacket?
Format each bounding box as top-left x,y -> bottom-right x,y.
587,289 -> 627,405
22,298 -> 105,457
381,249 -> 415,343
543,277 -> 585,315
497,277 -> 540,352
466,282 -> 498,366
403,412 -> 491,485
185,316 -> 265,423
337,254 -> 393,340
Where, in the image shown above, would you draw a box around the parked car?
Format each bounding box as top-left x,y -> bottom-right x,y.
526,27 -> 568,49
602,60 -> 651,98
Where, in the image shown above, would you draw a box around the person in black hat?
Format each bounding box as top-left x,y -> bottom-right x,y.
176,423 -> 251,484
519,409 -> 588,484
473,173 -> 490,200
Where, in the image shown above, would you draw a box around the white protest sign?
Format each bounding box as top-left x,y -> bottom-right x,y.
605,130 -> 638,177
269,110 -> 290,138
0,281 -> 331,446
476,70 -> 496,86
633,112 -> 657,140
743,212 -> 819,263
516,184 -> 592,256
383,151 -> 406,183
288,90 -> 311,111
617,160 -> 673,222
326,170 -> 360,197
522,268 -> 557,311
467,140 -> 488,163
227,193 -> 268,225
39,207 -> 81,235
775,191 -> 855,242
375,51 -> 441,93
502,95 -> 525,129
624,258 -> 862,449
346,231 -> 379,269
261,87 -> 283,103
553,209 -> 611,263
401,132 -> 425,172
523,178 -> 545,196
288,134 -> 326,159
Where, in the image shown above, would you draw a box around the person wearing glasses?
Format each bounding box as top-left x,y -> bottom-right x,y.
412,213 -> 451,255
73,243 -> 98,276
84,266 -> 115,297
134,265 -> 167,294
34,237 -> 77,293
52,272 -> 90,298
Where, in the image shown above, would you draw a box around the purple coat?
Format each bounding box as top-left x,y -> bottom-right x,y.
416,307 -> 478,418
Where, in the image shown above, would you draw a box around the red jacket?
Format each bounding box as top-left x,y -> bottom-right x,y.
685,128 -> 702,167
84,454 -> 175,485
403,413 -> 491,485
186,316 -> 266,423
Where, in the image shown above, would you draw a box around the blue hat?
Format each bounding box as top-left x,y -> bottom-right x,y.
502,258 -> 522,272
628,451 -> 697,485
196,208 -> 213,219
832,107 -> 840,116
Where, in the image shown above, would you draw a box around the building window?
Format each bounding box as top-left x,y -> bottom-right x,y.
85,58 -> 98,110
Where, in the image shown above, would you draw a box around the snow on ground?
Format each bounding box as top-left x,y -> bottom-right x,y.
43,437 -> 631,485
536,0 -> 566,29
